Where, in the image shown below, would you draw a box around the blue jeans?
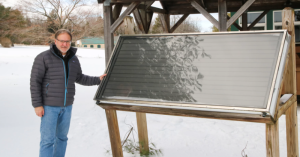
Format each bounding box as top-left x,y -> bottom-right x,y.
39,105 -> 73,157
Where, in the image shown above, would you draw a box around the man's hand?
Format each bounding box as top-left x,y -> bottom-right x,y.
35,106 -> 44,117
100,73 -> 107,81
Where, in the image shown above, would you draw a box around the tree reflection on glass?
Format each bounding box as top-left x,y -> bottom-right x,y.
135,36 -> 211,102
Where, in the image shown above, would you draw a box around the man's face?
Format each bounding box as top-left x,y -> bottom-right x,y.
54,33 -> 71,54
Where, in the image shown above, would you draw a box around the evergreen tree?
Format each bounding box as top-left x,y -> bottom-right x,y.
151,16 -> 163,34
0,3 -> 27,45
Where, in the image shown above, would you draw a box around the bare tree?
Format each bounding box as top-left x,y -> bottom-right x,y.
150,15 -> 201,34
17,0 -> 103,41
170,15 -> 202,33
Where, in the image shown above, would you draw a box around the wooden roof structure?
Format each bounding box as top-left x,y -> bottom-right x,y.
98,0 -> 300,14
97,0 -> 300,52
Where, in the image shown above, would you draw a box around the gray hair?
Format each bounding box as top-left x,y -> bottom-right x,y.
55,29 -> 72,41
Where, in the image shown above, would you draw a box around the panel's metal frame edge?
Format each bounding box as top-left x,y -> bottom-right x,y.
98,103 -> 274,124
266,30 -> 287,110
100,99 -> 268,114
95,30 -> 289,116
94,36 -> 124,101
114,30 -> 286,37
268,31 -> 292,117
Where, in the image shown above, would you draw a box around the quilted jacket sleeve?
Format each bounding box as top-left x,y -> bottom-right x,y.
30,53 -> 46,108
75,60 -> 101,86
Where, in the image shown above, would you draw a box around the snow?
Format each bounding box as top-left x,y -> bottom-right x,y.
0,45 -> 299,157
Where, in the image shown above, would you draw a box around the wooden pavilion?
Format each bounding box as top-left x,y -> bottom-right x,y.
96,0 -> 299,156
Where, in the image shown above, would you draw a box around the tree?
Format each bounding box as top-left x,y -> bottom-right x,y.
150,15 -> 201,34
0,3 -> 27,46
171,15 -> 201,33
17,0 -> 103,41
211,25 -> 231,32
150,16 -> 163,34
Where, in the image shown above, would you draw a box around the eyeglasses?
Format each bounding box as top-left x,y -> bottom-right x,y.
56,39 -> 71,44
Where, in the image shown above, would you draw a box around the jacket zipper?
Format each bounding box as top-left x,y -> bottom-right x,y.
51,50 -> 71,106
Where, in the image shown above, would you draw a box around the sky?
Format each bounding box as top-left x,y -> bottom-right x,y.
0,0 -> 218,32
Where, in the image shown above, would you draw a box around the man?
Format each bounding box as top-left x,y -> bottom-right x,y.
30,29 -> 106,157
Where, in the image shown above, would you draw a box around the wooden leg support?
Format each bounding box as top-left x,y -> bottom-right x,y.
266,121 -> 279,157
136,112 -> 149,154
286,102 -> 299,157
106,109 -> 123,157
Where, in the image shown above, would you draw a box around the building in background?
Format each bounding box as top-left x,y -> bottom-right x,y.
231,9 -> 300,95
76,36 -> 119,48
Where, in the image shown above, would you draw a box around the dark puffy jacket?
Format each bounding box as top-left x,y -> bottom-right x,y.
30,44 -> 100,108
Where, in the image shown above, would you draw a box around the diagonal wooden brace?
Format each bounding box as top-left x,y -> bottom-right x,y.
227,0 -> 255,29
110,2 -> 140,33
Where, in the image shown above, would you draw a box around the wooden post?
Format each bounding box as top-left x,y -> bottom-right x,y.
266,121 -> 280,157
218,0 -> 227,31
134,10 -> 150,153
104,4 -> 123,157
103,4 -> 114,65
112,4 -> 123,23
159,13 -> 170,33
106,109 -> 123,157
136,112 -> 149,154
242,0 -> 248,31
242,12 -> 247,30
286,102 -> 299,157
282,7 -> 299,157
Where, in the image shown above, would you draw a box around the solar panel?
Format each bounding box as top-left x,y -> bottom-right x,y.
94,30 -> 291,117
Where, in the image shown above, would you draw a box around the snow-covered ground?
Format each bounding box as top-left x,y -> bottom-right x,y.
0,45 -> 299,157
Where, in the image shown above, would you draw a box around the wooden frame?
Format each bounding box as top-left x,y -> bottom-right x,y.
100,0 -> 298,156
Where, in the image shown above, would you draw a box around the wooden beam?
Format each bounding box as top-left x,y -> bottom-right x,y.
136,112 -> 149,154
200,0 -> 206,9
110,2 -> 140,33
191,0 -> 219,29
241,0 -> 248,31
98,104 -> 274,124
282,7 -> 297,95
103,5 -> 114,65
145,1 -> 154,9
136,5 -> 167,14
247,10 -> 269,30
133,9 -> 146,34
218,0 -> 227,31
266,121 -> 279,157
282,7 -> 299,157
145,11 -> 153,34
147,6 -> 166,14
139,9 -> 148,33
160,1 -> 168,11
105,109 -> 123,157
242,12 -> 248,30
227,15 -> 242,30
226,0 -> 256,29
286,102 -> 299,157
159,14 -> 170,33
112,4 -> 123,23
133,8 -> 153,34
170,14 -> 189,33
276,94 -> 296,120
